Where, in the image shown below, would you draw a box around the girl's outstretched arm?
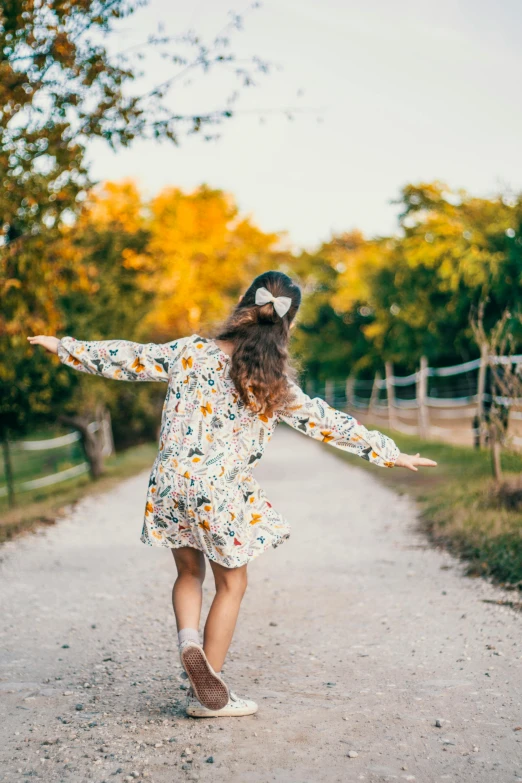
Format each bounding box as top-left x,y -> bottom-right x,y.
27,334 -> 188,383
277,381 -> 437,470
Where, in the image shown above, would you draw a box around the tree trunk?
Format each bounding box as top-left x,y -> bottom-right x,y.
1,430 -> 16,508
476,342 -> 488,447
101,407 -> 115,457
58,413 -> 105,480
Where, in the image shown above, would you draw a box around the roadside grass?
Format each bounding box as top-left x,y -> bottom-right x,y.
334,426 -> 522,588
0,442 -> 157,544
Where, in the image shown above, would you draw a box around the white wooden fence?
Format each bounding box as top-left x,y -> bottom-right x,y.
0,462 -> 90,497
0,419 -> 114,499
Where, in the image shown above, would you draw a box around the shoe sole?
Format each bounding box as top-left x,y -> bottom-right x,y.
181,645 -> 229,711
186,703 -> 258,718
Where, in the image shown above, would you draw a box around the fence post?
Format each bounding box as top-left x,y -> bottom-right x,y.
101,408 -> 115,457
417,355 -> 429,439
476,343 -> 488,447
1,431 -> 15,508
324,379 -> 334,406
385,362 -> 398,430
345,375 -> 355,408
369,372 -> 381,418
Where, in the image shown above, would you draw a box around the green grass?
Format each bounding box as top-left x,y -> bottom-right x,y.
334,426 -> 522,588
0,442 -> 157,544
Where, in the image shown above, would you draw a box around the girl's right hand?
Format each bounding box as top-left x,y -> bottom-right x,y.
395,452 -> 437,472
27,335 -> 60,355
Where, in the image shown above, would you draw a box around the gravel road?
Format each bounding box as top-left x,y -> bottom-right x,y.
1,426 -> 522,783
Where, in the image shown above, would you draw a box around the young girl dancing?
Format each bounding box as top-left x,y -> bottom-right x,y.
28,270 -> 436,718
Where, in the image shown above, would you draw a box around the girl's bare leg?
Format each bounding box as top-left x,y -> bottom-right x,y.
203,560 -> 248,672
171,547 -> 206,632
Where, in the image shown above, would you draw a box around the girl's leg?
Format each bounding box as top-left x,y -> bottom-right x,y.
171,547 -> 206,633
203,560 -> 248,673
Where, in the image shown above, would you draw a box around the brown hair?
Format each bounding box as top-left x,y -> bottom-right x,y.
213,271 -> 302,417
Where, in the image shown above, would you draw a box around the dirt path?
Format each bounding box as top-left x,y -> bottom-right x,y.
1,426 -> 522,783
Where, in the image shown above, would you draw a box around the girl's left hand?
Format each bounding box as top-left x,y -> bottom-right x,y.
395,452 -> 437,472
27,335 -> 60,355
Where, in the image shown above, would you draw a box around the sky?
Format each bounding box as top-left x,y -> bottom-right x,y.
88,0 -> 522,249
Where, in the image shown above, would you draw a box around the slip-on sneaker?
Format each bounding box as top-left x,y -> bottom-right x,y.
179,641 -> 229,711
186,687 -> 258,718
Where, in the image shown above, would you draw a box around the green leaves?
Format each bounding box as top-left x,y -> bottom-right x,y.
294,184 -> 522,380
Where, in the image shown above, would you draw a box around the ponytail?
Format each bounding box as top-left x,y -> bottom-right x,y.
213,271 -> 302,417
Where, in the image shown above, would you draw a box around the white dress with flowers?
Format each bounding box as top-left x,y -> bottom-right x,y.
58,333 -> 399,567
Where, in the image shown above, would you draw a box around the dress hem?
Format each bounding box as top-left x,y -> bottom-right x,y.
139,530 -> 290,568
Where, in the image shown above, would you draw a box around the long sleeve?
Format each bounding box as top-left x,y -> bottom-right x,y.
277,381 -> 399,468
57,336 -> 188,382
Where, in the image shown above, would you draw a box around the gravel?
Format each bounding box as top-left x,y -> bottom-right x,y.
1,426 -> 522,782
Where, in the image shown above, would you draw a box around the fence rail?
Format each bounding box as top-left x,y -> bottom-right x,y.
0,462 -> 89,498
20,431 -> 82,450
0,418 -> 114,504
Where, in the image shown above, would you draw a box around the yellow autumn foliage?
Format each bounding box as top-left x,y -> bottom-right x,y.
66,180 -> 290,341
143,184 -> 287,338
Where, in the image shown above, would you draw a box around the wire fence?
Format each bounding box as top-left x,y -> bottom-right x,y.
307,352 -> 522,450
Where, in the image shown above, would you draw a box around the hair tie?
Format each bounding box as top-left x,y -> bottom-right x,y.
254,286 -> 292,318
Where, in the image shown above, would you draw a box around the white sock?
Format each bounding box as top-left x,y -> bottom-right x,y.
178,628 -> 200,646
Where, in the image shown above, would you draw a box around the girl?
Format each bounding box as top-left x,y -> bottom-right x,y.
28,270 -> 436,718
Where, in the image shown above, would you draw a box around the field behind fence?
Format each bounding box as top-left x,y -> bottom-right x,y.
310,351 -> 522,450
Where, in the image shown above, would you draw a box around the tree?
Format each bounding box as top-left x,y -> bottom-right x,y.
295,183 -> 522,382
0,0 -> 272,460
290,233 -> 379,382
1,0 -> 269,248
471,303 -> 522,482
366,182 -> 521,368
140,184 -> 290,339
57,180 -> 158,472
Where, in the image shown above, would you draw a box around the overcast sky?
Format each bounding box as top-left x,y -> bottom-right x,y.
88,0 -> 522,249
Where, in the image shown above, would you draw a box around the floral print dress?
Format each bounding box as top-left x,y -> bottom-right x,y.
58,333 -> 399,568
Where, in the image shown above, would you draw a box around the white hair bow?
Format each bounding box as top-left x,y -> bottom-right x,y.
254,286 -> 292,318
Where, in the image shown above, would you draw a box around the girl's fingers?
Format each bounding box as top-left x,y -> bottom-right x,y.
396,453 -> 438,470
27,335 -> 59,354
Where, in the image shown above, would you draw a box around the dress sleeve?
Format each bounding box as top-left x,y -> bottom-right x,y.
276,381 -> 400,468
57,336 -> 189,383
